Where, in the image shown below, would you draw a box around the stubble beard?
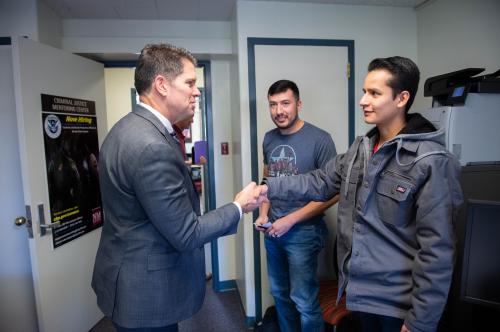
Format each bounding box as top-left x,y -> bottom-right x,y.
274,113 -> 298,130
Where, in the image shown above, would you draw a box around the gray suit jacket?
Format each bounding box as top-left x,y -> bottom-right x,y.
92,105 -> 240,328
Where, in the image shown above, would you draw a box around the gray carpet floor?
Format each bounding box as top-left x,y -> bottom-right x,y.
89,280 -> 249,332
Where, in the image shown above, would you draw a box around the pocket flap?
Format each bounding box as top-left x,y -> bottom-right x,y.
376,176 -> 412,201
147,252 -> 180,271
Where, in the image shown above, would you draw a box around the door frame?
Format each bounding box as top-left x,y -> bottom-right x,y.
247,37 -> 355,321
196,60 -> 228,292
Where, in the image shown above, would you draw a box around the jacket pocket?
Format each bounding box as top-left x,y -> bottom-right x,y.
147,252 -> 181,271
376,172 -> 414,227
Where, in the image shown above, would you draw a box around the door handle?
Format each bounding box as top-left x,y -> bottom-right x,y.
39,220 -> 61,229
14,216 -> 26,226
38,203 -> 61,236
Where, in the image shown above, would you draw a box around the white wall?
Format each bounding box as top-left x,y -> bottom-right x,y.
233,0 -> 418,319
236,1 -> 418,137
413,0 -> 500,112
229,5 -> 256,319
0,0 -> 61,46
37,0 -> 62,48
0,0 -> 38,40
211,60 -> 237,281
62,19 -> 232,55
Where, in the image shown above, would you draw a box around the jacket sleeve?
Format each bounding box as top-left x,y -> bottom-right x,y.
133,142 -> 240,252
267,152 -> 344,202
404,155 -> 463,332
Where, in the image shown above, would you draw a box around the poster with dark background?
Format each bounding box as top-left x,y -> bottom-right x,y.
41,94 -> 102,248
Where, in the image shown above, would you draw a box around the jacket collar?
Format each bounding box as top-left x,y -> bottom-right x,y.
365,113 -> 440,153
133,105 -> 179,148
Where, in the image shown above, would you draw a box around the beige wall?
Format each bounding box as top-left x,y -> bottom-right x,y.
103,67 -> 135,131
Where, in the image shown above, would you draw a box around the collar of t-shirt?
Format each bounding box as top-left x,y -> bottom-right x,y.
373,140 -> 380,154
137,101 -> 174,135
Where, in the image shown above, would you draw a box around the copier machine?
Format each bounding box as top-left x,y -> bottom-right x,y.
421,69 -> 500,331
419,68 -> 500,165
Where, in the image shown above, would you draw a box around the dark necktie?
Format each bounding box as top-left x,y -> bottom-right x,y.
170,131 -> 180,144
170,130 -> 189,161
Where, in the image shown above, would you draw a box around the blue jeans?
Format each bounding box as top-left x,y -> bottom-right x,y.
353,312 -> 404,332
265,223 -> 328,332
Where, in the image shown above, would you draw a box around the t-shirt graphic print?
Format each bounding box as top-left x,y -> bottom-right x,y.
268,145 -> 299,177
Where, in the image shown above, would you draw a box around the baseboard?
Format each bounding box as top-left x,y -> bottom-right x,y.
232,280 -> 257,328
245,316 -> 256,328
214,279 -> 237,292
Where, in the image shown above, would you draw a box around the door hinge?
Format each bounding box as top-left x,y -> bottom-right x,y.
25,205 -> 33,238
347,62 -> 351,79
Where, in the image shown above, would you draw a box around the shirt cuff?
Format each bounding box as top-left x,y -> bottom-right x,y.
233,201 -> 243,218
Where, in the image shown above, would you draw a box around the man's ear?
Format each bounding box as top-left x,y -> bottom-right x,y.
154,75 -> 168,97
397,91 -> 410,109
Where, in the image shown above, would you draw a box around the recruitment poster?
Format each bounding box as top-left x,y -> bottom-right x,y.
41,94 -> 103,248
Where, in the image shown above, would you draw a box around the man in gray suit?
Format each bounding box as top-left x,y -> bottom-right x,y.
92,43 -> 264,331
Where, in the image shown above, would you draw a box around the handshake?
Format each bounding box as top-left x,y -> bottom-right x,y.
234,182 -> 269,213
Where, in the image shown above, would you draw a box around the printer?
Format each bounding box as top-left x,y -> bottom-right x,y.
418,68 -> 500,165
421,70 -> 500,331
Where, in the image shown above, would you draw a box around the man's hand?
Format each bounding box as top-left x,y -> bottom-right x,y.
401,324 -> 410,332
235,182 -> 268,213
267,216 -> 295,238
254,214 -> 269,232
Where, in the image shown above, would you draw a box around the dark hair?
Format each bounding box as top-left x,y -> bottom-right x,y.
134,43 -> 197,95
267,80 -> 300,100
368,56 -> 420,112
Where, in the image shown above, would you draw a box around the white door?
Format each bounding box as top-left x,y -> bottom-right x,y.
0,44 -> 38,332
254,44 -> 349,311
11,37 -> 107,332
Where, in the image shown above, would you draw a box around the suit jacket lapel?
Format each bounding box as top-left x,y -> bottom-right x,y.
133,105 -> 182,154
133,105 -> 199,208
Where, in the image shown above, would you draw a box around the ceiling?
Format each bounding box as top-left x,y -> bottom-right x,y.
44,0 -> 428,21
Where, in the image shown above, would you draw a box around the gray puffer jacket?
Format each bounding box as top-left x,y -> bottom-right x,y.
266,113 -> 463,332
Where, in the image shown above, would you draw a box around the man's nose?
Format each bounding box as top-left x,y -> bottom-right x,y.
359,94 -> 368,106
194,87 -> 201,96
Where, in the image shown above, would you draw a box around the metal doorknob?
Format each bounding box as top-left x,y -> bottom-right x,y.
14,216 -> 26,226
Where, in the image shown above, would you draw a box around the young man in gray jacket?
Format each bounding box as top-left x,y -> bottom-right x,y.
260,57 -> 463,332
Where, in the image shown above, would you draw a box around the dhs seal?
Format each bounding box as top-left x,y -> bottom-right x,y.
44,114 -> 62,139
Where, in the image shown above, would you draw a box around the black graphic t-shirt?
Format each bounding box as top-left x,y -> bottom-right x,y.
263,121 -> 337,224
